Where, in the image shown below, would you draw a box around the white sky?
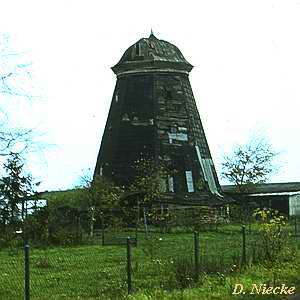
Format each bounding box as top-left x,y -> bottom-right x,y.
1,0 -> 300,191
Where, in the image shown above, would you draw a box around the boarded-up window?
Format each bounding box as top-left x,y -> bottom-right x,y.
168,175 -> 174,192
289,194 -> 300,216
185,170 -> 194,193
168,132 -> 188,143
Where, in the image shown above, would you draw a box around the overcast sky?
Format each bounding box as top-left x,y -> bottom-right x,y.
1,0 -> 300,191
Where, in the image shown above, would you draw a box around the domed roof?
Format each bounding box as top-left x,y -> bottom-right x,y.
112,33 -> 193,76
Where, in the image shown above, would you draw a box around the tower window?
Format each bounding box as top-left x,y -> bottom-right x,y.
163,86 -> 173,100
166,91 -> 172,99
135,43 -> 140,56
122,113 -> 130,121
170,125 -> 177,133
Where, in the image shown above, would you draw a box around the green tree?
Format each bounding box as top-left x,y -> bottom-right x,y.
129,158 -> 168,236
221,139 -> 277,193
221,139 -> 278,225
129,158 -> 168,205
0,153 -> 39,229
79,174 -> 123,237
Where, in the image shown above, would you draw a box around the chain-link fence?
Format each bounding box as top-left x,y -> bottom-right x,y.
0,244 -> 24,299
1,212 -> 299,299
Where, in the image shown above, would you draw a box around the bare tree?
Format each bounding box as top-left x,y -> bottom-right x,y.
221,139 -> 278,193
0,33 -> 39,157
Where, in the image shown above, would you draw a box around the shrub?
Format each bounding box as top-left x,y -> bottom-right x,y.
159,256 -> 195,290
49,227 -> 83,246
253,208 -> 288,262
0,227 -> 23,254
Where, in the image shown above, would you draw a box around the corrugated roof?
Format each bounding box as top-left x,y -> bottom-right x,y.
248,191 -> 300,197
221,182 -> 300,195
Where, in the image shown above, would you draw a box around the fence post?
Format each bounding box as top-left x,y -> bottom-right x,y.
194,231 -> 200,281
100,215 -> 105,246
241,225 -> 246,266
143,207 -> 148,239
126,237 -> 133,294
24,239 -> 30,300
135,203 -> 140,246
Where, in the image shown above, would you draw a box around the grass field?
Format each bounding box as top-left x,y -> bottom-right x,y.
0,224 -> 299,300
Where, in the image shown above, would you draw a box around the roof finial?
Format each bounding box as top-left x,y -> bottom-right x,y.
150,29 -> 155,38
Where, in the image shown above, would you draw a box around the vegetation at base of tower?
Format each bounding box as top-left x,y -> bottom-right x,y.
129,158 -> 168,205
147,207 -> 172,228
0,172 -> 126,247
41,174 -> 125,244
128,158 -> 169,236
76,174 -> 123,237
221,139 -> 278,193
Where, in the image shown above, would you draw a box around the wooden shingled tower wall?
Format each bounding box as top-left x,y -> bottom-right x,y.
94,33 -> 226,204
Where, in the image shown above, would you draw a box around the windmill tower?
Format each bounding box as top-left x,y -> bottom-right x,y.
94,33 -> 226,204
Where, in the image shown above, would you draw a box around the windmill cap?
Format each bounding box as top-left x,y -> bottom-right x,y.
112,33 -> 193,76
